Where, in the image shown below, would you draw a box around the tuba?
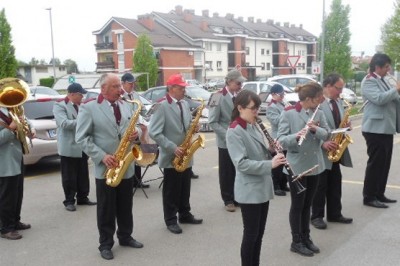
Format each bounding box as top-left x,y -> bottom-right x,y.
105,99 -> 143,187
172,98 -> 205,172
0,78 -> 32,154
327,99 -> 353,162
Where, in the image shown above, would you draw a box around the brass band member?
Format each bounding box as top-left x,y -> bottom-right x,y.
149,74 -> 203,235
226,90 -> 286,266
76,73 -> 143,260
277,82 -> 329,257
311,73 -> 353,230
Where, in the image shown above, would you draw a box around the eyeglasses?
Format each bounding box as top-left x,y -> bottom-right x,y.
236,81 -> 242,86
334,85 -> 343,90
245,105 -> 260,111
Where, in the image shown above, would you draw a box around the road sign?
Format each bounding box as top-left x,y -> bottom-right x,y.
68,75 -> 75,84
312,61 -> 321,74
287,56 -> 300,69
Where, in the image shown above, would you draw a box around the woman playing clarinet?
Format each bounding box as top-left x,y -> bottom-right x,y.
226,90 -> 286,266
277,82 -> 329,257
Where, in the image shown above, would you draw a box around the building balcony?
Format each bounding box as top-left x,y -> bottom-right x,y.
96,61 -> 115,71
95,42 -> 114,50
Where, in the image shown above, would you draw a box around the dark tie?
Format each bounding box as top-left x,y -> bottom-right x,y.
330,99 -> 340,128
128,94 -> 132,100
111,103 -> 121,125
381,78 -> 390,90
177,101 -> 186,132
232,96 -> 236,104
73,104 -> 79,113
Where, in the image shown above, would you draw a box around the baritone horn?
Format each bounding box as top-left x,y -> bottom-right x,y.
0,78 -> 32,154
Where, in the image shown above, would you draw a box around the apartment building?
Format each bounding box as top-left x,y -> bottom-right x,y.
93,5 -> 317,85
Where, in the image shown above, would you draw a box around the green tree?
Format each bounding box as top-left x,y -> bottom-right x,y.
321,0 -> 352,79
382,0 -> 400,71
64,59 -> 79,74
0,8 -> 18,78
133,34 -> 158,91
49,57 -> 61,66
29,57 -> 39,65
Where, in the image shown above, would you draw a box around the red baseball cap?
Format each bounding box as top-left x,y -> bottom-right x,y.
166,74 -> 188,87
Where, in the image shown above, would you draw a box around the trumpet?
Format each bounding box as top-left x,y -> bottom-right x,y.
298,104 -> 320,146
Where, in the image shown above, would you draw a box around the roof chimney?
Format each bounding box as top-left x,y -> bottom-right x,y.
201,20 -> 208,31
248,17 -> 254,23
299,24 -> 303,29
257,19 -> 262,23
267,19 -> 274,25
284,22 -> 289,27
290,24 -> 295,28
137,14 -> 155,31
275,22 -> 281,26
226,13 -> 234,20
202,10 -> 209,17
238,16 -> 243,22
213,12 -> 219,18
175,5 -> 183,15
184,9 -> 194,22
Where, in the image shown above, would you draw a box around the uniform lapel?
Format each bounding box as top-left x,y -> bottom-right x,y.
99,100 -> 117,125
321,100 -> 335,129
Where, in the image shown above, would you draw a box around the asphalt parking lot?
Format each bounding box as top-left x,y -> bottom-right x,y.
1,116 -> 400,265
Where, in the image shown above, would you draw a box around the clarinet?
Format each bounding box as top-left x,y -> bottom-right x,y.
256,118 -> 306,194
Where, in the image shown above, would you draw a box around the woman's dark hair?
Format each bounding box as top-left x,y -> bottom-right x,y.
323,73 -> 343,87
231,89 -> 261,122
369,53 -> 391,73
295,81 -> 323,101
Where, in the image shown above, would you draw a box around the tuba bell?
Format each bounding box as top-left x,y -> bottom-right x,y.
0,78 -> 32,154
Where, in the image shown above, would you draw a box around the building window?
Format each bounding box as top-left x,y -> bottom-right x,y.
205,61 -> 213,70
217,61 -> 222,70
266,49 -> 270,55
216,43 -> 222,51
261,63 -> 265,70
261,49 -> 265,55
205,42 -> 212,51
117,33 -> 123,43
104,36 -> 110,43
267,63 -> 271,70
245,47 -> 250,55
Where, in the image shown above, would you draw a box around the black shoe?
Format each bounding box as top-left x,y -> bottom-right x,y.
120,239 -> 144,248
100,249 -> 114,260
364,200 -> 388,208
303,238 -> 320,254
167,224 -> 182,234
327,216 -> 353,224
179,216 -> 203,224
15,222 -> 31,230
65,204 -> 76,212
290,242 -> 314,257
311,218 -> 327,229
274,189 -> 286,196
77,199 -> 97,206
134,183 -> 150,188
191,173 -> 199,179
377,196 -> 397,203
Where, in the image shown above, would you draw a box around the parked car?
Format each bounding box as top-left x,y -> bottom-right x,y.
141,85 -> 212,131
268,74 -> 318,90
242,81 -> 298,114
22,95 -> 61,165
341,88 -> 357,105
204,78 -> 225,91
30,86 -> 60,96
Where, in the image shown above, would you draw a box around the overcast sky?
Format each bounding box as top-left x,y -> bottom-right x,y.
1,0 -> 396,72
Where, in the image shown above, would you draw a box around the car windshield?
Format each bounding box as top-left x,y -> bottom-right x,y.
185,87 -> 211,101
30,86 -> 60,96
23,99 -> 57,120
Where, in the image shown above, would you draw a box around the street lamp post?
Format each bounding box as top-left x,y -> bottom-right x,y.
46,7 -> 56,80
320,0 -> 326,83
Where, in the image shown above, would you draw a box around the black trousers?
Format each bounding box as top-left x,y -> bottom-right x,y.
133,164 -> 142,185
240,202 -> 269,266
162,167 -> 191,226
288,174 -> 319,237
362,132 -> 393,202
218,148 -> 236,205
0,174 -> 24,234
311,163 -> 342,220
60,153 -> 90,206
271,151 -> 288,190
96,178 -> 134,251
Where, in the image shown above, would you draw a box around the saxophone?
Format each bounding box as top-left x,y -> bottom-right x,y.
172,98 -> 205,172
327,99 -> 353,162
105,99 -> 143,187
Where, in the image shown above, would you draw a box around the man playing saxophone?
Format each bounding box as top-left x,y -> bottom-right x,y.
149,74 -> 203,235
76,73 -> 143,260
311,73 -> 353,230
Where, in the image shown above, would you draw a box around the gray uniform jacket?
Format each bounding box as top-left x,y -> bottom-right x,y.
226,117 -> 273,204
75,94 -> 141,179
148,94 -> 192,169
0,108 -> 23,177
320,98 -> 352,170
265,100 -> 285,139
277,102 -> 329,175
53,97 -> 83,158
208,87 -> 234,149
361,72 -> 400,134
